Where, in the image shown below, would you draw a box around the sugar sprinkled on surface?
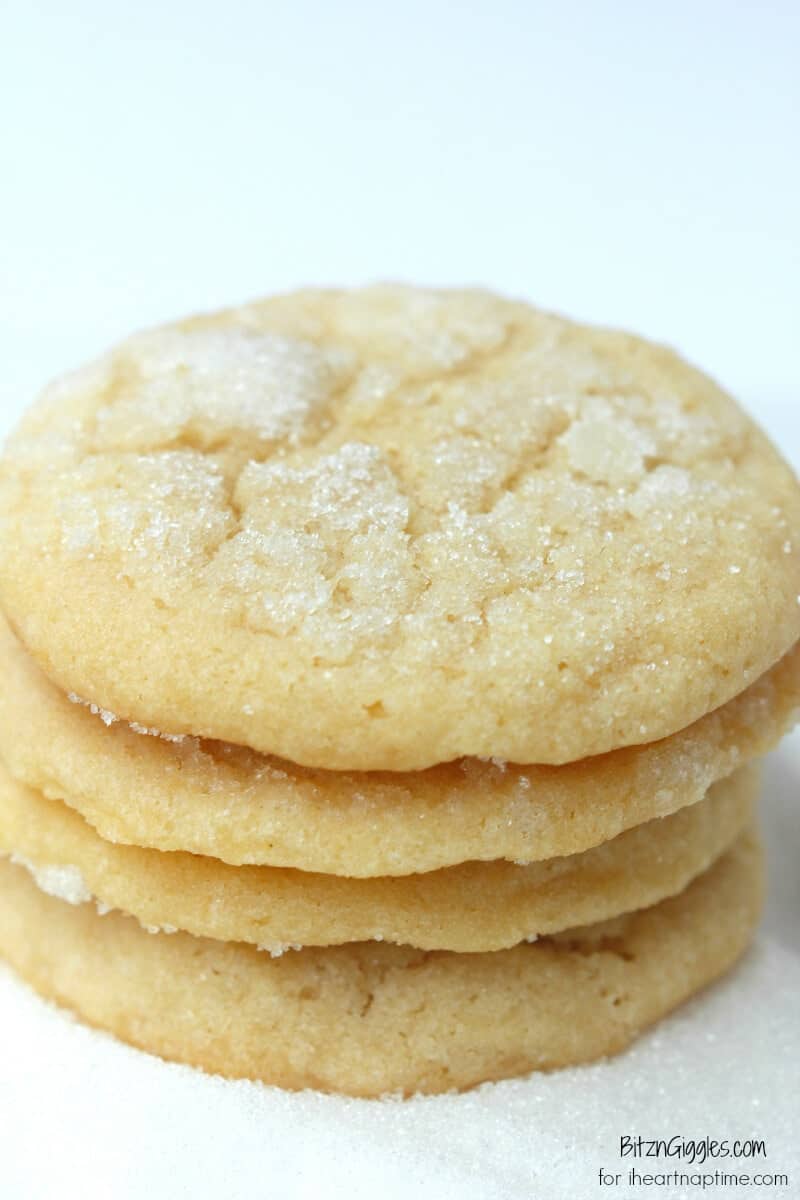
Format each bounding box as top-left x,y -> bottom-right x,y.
330,284 -> 510,373
9,855 -> 93,905
561,408 -> 654,484
256,942 -> 304,958
67,692 -> 185,741
211,441 -> 414,651
67,692 -> 118,726
129,722 -> 186,744
6,861 -> 188,934
98,327 -> 353,448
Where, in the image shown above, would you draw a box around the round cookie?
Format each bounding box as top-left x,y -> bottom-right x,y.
0,833 -> 763,1096
0,616 -> 794,873
0,759 -> 756,953
1,287 -> 798,770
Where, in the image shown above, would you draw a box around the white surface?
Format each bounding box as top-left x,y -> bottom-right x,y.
0,3 -> 798,1197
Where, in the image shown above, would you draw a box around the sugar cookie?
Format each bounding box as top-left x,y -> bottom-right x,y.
0,616 -> 794,873
1,287 -> 797,769
0,832 -> 763,1095
0,758 -> 756,952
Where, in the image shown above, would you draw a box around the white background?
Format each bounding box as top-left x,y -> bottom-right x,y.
1,0 -> 799,425
0,3 -> 798,1198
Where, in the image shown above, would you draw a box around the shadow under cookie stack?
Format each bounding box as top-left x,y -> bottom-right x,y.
0,287 -> 798,1097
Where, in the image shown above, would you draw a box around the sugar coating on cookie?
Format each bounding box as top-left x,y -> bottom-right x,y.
9,855 -> 92,905
67,692 -> 186,742
102,327 -> 353,448
1,286 -> 798,768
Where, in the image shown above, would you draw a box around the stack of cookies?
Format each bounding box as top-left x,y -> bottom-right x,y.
0,287 -> 797,1096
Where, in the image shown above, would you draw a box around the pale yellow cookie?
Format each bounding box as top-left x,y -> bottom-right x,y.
0,757 -> 756,952
0,832 -> 763,1095
1,287 -> 798,769
0,616 -> 794,873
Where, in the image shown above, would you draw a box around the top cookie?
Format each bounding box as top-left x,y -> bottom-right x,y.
1,286 -> 798,769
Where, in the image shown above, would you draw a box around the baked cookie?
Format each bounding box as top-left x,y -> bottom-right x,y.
0,616 -> 794,873
0,832 -> 763,1096
1,287 -> 798,769
0,758 -> 756,952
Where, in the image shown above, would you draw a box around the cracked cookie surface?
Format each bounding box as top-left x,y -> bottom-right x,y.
1,287 -> 798,768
